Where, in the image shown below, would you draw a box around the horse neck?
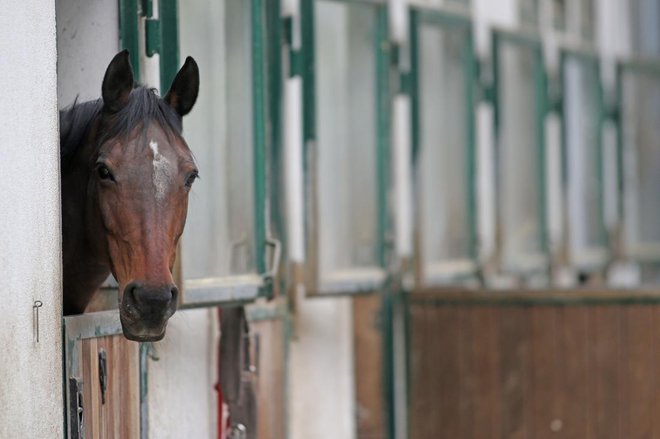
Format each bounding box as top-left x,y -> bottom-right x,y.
61,133 -> 111,314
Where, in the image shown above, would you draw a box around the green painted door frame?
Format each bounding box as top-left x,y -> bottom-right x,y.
491,29 -> 549,274
409,8 -> 479,281
300,0 -> 392,294
558,49 -> 608,269
616,60 -> 660,262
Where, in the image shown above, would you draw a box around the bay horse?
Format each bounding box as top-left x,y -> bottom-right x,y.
60,50 -> 199,341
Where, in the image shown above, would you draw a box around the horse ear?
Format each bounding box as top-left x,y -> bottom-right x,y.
164,57 -> 199,117
102,50 -> 134,113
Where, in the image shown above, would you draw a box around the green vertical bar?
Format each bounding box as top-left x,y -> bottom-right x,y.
375,6 -> 390,268
267,0 -> 285,292
535,45 -> 549,255
490,31 -> 502,256
119,0 -> 141,82
409,10 -> 420,163
615,63 -> 625,227
301,0 -> 315,143
464,25 -> 478,262
159,0 -> 179,90
594,60 -> 608,247
252,0 -> 268,278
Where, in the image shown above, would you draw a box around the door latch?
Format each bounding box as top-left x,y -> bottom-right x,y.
98,349 -> 107,405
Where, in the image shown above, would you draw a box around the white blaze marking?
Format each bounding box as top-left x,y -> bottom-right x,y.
149,140 -> 173,201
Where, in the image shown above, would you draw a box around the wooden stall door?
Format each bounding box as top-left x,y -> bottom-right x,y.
354,295 -> 387,439
78,336 -> 140,439
249,310 -> 287,439
407,289 -> 660,439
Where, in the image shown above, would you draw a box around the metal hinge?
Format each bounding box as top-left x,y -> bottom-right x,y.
283,16 -> 302,77
68,377 -> 84,439
263,238 -> 282,283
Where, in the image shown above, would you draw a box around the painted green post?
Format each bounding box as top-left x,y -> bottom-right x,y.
375,6 -> 391,269
158,0 -> 179,90
252,0 -> 268,282
119,0 -> 141,82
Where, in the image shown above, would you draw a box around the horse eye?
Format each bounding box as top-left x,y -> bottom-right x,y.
185,171 -> 199,188
97,164 -> 114,181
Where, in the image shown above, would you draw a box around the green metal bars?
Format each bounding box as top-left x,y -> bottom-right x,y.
119,0 -> 141,81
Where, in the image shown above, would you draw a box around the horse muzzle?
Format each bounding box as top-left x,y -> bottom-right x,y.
119,281 -> 178,341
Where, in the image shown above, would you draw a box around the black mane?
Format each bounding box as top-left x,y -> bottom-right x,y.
59,86 -> 183,170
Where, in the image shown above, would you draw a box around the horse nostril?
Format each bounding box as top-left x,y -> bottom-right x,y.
170,285 -> 179,305
124,282 -> 142,305
129,283 -> 176,308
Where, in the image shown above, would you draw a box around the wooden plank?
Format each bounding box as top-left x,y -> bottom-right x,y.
421,302 -> 438,439
529,307 -> 558,439
625,305 -> 655,439
411,287 -> 660,305
653,307 -> 660,438
457,307 -> 475,439
588,306 -> 621,439
353,295 -> 385,439
498,307 -> 530,439
111,336 -> 121,439
471,307 -> 500,439
556,306 -> 589,439
435,306 -> 461,438
408,302 -> 427,439
254,317 -> 286,439
82,337 -> 101,439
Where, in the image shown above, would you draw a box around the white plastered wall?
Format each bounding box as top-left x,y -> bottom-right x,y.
0,0 -> 63,437
148,308 -> 219,438
289,294 -> 356,439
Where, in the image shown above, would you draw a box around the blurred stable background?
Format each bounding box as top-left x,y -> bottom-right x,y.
2,0 -> 660,438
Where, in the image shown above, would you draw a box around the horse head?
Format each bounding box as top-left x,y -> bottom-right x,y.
61,50 -> 200,341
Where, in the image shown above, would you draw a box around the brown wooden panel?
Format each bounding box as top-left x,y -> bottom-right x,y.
251,317 -> 286,439
556,306 -> 589,439
498,307 -> 531,439
457,307 -> 475,439
438,306 -> 463,438
653,307 -> 660,438
408,302 -> 428,439
471,307 -> 500,439
353,295 -> 386,439
529,307 -> 559,439
588,306 -> 622,439
406,291 -> 660,439
81,335 -> 139,439
625,306 -> 655,439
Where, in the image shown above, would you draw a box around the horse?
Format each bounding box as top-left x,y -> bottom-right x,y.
60,50 -> 199,341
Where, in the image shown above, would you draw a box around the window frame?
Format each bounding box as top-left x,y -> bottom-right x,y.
559,48 -> 608,271
408,7 -> 479,285
300,0 -> 392,295
491,28 -> 549,276
616,59 -> 660,263
159,0 -> 273,306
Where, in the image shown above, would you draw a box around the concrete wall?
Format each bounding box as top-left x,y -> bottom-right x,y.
289,294 -> 356,439
148,309 -> 219,438
0,1 -> 63,437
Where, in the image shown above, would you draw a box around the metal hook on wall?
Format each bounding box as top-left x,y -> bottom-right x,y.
32,300 -> 43,343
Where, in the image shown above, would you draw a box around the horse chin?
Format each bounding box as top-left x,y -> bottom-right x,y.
119,315 -> 169,342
